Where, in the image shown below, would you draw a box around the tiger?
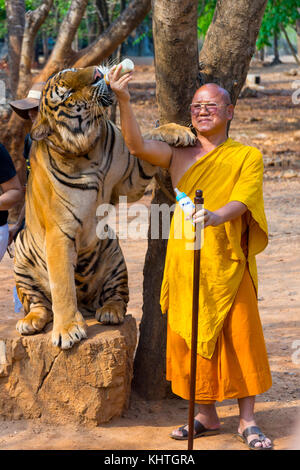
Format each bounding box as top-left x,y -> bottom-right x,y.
14,65 -> 195,350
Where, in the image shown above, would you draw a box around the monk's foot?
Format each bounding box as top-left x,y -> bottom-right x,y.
238,420 -> 273,450
171,410 -> 221,440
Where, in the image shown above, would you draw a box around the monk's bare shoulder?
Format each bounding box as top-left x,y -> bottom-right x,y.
169,145 -> 202,187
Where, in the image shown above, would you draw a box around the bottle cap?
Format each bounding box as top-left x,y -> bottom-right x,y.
174,188 -> 187,201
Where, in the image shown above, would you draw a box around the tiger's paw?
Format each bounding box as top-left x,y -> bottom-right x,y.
95,301 -> 126,325
144,123 -> 196,147
52,311 -> 88,350
16,307 -> 52,335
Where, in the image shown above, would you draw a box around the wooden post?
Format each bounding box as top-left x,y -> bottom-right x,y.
188,189 -> 204,450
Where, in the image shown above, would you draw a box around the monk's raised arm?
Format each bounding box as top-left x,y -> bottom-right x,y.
108,65 -> 173,169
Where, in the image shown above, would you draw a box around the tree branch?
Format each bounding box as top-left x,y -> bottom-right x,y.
94,0 -> 109,34
43,0 -> 89,70
17,0 -> 53,96
281,24 -> 300,65
55,0 -> 89,52
95,0 -> 110,30
199,0 -> 268,104
5,0 -> 25,98
73,0 -> 151,67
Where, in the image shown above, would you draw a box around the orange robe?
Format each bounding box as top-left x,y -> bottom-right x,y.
166,238 -> 272,402
161,138 -> 272,401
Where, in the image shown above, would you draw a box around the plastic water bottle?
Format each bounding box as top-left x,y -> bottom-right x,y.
13,286 -> 23,313
174,188 -> 195,225
104,59 -> 134,84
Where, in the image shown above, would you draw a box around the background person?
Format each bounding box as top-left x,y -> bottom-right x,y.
8,82 -> 45,244
0,143 -> 23,261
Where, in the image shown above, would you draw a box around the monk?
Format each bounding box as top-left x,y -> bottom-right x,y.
109,65 -> 273,450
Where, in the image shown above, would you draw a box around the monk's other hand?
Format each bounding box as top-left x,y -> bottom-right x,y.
191,208 -> 223,227
108,64 -> 133,102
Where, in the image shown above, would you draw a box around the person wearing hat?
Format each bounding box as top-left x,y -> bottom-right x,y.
8,82 -> 45,244
0,143 -> 23,261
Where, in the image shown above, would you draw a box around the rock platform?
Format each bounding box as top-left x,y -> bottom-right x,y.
0,313 -> 137,426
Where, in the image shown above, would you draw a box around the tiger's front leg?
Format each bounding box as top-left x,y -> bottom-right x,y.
94,236 -> 129,325
46,229 -> 87,349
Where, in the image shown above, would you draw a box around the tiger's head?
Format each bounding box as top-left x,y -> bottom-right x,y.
31,66 -> 113,155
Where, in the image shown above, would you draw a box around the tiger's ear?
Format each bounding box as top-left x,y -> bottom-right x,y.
30,116 -> 52,141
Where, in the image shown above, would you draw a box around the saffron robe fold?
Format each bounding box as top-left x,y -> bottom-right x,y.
166,264 -> 272,402
160,138 -> 268,359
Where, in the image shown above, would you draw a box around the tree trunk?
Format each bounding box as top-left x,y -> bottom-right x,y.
5,0 -> 25,99
2,0 -> 54,176
198,0 -> 268,104
259,47 -> 265,62
108,0 -> 127,124
133,0 -> 268,400
297,17 -> 300,59
272,31 -> 282,65
95,0 -> 110,33
281,25 -> 300,66
36,0 -> 90,81
42,30 -> 49,62
132,0 -> 199,400
72,31 -> 79,52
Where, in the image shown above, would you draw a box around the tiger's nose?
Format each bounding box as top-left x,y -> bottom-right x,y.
93,67 -> 104,82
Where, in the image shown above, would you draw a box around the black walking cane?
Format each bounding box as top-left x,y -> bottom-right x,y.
188,189 -> 204,451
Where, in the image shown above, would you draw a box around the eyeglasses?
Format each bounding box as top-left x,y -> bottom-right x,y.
190,102 -> 230,115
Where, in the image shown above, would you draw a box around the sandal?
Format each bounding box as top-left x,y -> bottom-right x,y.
237,425 -> 273,450
170,418 -> 220,441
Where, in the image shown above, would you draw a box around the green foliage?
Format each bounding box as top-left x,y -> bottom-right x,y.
34,0 -> 72,40
2,0 -> 297,55
0,0 -> 6,40
197,0 -> 217,38
131,12 -> 152,46
257,0 -> 300,49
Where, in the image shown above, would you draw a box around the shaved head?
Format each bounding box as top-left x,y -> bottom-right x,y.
193,83 -> 232,105
190,83 -> 234,138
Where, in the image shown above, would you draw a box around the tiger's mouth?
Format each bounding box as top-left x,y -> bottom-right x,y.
91,67 -> 114,108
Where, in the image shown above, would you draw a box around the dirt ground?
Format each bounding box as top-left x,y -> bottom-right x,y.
0,59 -> 300,451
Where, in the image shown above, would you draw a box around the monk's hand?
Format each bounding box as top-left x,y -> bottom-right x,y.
108,64 -> 133,102
191,208 -> 223,227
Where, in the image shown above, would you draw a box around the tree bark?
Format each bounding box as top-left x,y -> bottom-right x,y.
3,0 -> 53,180
199,0 -> 268,104
5,0 -> 25,99
95,0 -> 110,33
281,25 -> 300,66
259,47 -> 265,62
133,0 -> 268,400
151,0 -> 199,126
132,182 -> 175,399
132,0 -> 199,400
42,30 -> 49,62
297,15 -> 300,59
272,31 -> 282,65
17,0 -> 54,100
36,0 -> 89,81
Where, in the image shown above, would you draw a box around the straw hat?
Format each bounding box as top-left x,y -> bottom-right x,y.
9,82 -> 46,119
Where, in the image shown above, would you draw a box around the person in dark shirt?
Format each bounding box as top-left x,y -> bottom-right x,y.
8,82 -> 45,244
0,144 -> 23,261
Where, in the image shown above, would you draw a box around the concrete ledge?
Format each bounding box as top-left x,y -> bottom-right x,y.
0,314 -> 137,426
